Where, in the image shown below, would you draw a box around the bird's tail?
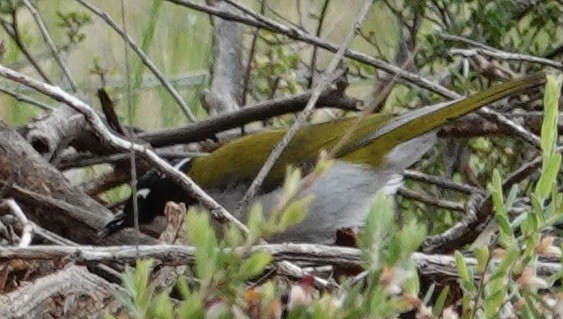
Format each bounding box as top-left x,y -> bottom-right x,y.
341,72 -> 546,161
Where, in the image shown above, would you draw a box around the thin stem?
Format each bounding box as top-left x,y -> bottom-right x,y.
0,84 -> 53,111
1,15 -> 52,84
308,0 -> 331,88
22,0 -> 79,92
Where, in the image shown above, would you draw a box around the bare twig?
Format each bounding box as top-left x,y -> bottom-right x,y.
422,193 -> 482,253
119,0 -> 140,246
57,150 -> 207,170
437,33 -> 498,51
422,142 -> 562,254
1,244 -> 559,278
0,16 -> 52,83
307,0 -> 331,88
203,0 -> 244,114
403,170 -> 485,195
139,87 -> 361,147
438,111 -> 555,138
496,146 -> 563,195
22,0 -> 79,92
450,47 -> 563,71
398,187 -> 465,212
240,0 -> 265,106
3,198 -> 33,247
0,265 -> 124,318
0,84 -> 53,111
103,71 -> 208,92
476,106 -> 541,146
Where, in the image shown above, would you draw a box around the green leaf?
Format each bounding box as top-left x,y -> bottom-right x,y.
238,251 -> 273,280
149,292 -> 174,319
174,278 -> 190,300
528,194 -> 543,231
311,156 -> 334,176
495,211 -> 514,243
495,245 -> 519,275
403,266 -> 421,294
224,224 -> 245,246
279,196 -> 311,229
490,170 -> 506,217
534,153 -> 561,203
359,190 -> 395,251
422,283 -> 435,306
281,166 -> 302,201
474,246 -> 490,274
540,74 -> 562,156
433,285 -> 450,317
455,251 -> 475,292
484,289 -> 505,317
186,210 -> 218,283
490,170 -> 515,244
397,220 -> 426,261
523,293 -> 544,318
246,203 -> 265,242
505,184 -> 519,208
510,212 -> 529,229
118,259 -> 156,319
177,293 -> 205,318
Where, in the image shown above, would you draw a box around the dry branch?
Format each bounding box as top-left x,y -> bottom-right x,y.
140,86 -> 362,147
21,105 -> 91,160
0,121 -> 110,241
438,112 -> 563,137
1,244 -> 560,279
0,120 -> 156,246
0,265 -> 124,318
202,0 -> 244,114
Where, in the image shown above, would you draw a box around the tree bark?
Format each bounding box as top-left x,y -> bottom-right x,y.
0,120 -> 156,245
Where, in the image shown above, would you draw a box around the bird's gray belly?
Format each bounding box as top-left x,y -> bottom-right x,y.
208,162 -> 401,244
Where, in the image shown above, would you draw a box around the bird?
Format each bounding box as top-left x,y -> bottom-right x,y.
114,73 -> 545,244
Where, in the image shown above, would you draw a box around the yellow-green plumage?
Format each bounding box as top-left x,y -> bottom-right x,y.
188,114 -> 394,189
188,72 -> 546,190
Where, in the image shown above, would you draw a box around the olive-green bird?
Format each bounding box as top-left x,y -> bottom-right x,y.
118,73 -> 545,243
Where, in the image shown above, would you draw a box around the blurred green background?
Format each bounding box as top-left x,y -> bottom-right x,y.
0,0 -> 400,129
